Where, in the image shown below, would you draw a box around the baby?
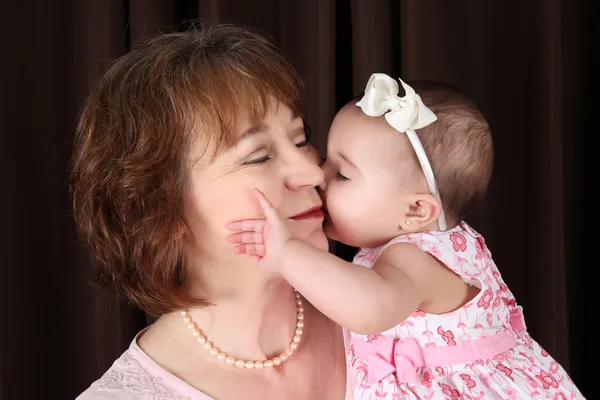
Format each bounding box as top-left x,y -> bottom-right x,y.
229,73 -> 584,399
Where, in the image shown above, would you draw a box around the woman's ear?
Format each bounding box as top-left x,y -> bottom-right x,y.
398,193 -> 442,232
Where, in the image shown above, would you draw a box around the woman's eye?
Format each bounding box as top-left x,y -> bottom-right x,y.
293,122 -> 312,148
335,172 -> 349,182
304,122 -> 312,140
245,155 -> 271,165
295,139 -> 310,148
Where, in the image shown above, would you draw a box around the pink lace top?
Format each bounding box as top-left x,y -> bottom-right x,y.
77,328 -> 354,399
76,329 -> 212,399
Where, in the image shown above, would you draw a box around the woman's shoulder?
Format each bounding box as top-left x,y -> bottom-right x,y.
75,348 -> 145,399
75,335 -> 200,400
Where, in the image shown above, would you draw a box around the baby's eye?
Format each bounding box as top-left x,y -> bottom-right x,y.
335,172 -> 349,182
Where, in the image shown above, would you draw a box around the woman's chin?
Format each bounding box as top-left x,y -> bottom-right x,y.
303,228 -> 329,251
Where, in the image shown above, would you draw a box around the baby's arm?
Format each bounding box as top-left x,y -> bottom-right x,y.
229,189 -> 436,334
278,239 -> 428,334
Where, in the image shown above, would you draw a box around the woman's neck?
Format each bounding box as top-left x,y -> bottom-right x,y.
164,271 -> 300,362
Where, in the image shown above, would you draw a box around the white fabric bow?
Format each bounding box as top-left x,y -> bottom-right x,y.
356,73 -> 447,231
356,73 -> 438,132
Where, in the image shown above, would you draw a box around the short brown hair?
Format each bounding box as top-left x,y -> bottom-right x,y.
70,24 -> 305,316
409,82 -> 493,227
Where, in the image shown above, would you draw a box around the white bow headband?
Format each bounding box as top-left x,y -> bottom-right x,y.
356,73 -> 447,231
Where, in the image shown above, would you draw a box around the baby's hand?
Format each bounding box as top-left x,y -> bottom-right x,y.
228,188 -> 292,270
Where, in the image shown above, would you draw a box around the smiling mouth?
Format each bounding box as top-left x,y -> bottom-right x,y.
290,205 -> 324,220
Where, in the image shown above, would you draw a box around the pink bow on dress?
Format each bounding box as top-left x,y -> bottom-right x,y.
352,336 -> 425,384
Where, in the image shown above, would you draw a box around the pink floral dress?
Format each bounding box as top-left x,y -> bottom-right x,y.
345,222 -> 584,399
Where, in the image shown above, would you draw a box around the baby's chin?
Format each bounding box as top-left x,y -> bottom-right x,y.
324,219 -> 388,249
322,219 -> 340,242
323,220 -> 360,248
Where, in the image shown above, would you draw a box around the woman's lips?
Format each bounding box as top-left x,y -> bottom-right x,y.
290,205 -> 324,220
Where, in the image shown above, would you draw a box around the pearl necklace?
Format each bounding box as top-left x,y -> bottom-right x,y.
181,291 -> 305,369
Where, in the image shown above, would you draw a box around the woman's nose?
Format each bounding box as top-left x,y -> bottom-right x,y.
318,178 -> 327,192
284,150 -> 324,190
318,159 -> 331,191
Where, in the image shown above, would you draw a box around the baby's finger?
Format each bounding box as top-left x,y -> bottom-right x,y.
228,232 -> 264,244
233,244 -> 247,254
248,244 -> 266,256
233,243 -> 266,256
253,189 -> 278,219
228,219 -> 265,232
249,255 -> 262,265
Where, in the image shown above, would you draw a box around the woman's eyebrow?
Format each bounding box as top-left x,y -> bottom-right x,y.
288,125 -> 305,138
237,123 -> 268,142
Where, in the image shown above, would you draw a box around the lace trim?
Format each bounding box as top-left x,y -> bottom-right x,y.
95,353 -> 191,400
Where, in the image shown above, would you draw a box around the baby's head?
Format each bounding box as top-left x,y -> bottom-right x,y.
320,78 -> 493,248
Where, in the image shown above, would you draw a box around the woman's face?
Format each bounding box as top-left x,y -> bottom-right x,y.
185,99 -> 327,269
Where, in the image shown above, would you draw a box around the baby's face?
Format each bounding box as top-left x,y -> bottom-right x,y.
320,105 -> 425,248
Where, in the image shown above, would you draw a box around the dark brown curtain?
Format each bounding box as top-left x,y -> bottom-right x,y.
0,1 -> 592,399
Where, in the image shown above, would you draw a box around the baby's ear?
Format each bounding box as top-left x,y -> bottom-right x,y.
399,194 -> 442,233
